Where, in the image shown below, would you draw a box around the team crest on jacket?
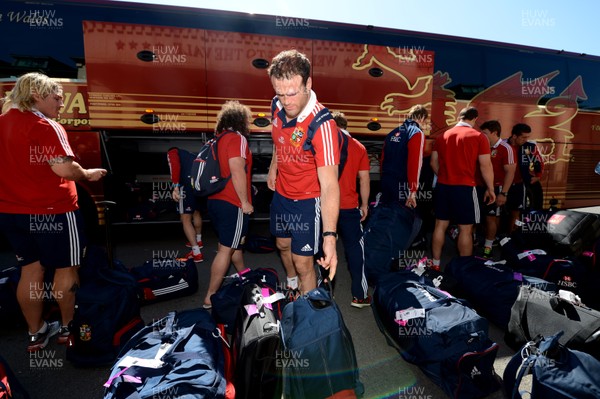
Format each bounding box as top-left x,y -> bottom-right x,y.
491,149 -> 497,157
290,127 -> 305,147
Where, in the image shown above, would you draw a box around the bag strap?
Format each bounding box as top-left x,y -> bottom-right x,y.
510,286 -> 532,339
302,107 -> 333,154
503,350 -> 535,399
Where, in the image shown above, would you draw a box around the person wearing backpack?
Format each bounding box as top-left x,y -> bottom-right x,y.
331,111 -> 371,308
202,101 -> 254,309
167,147 -> 204,263
267,49 -> 341,293
0,73 -> 107,351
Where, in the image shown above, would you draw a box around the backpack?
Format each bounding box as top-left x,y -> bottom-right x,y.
67,246 -> 145,367
271,100 -> 348,177
190,131 -> 235,197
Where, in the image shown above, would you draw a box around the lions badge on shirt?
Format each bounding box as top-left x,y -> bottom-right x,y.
290,127 -> 305,147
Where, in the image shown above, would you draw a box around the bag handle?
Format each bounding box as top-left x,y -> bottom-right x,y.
503,349 -> 535,399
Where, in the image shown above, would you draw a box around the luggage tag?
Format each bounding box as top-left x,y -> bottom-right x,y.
484,259 -> 507,266
517,249 -> 547,261
244,291 -> 286,316
558,289 -> 582,306
395,308 -> 425,326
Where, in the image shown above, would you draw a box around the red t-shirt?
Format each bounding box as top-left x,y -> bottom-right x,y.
434,124 -> 490,186
491,139 -> 516,186
209,131 -> 252,207
0,108 -> 78,214
475,139 -> 517,187
339,133 -> 370,209
271,93 -> 340,200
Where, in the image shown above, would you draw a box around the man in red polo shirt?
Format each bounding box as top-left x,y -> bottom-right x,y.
430,107 -> 495,269
0,73 -> 106,351
477,120 -> 516,257
267,49 -> 340,293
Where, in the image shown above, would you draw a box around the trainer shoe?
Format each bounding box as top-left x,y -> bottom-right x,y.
351,295 -> 372,309
186,251 -> 204,263
56,325 -> 70,345
483,246 -> 493,258
28,321 -> 60,352
185,240 -> 204,249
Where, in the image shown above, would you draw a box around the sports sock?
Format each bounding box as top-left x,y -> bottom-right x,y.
287,276 -> 299,289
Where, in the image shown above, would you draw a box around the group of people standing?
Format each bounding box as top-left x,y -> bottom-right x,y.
0,50 -> 547,353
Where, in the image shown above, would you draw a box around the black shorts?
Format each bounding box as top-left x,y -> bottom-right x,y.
0,210 -> 86,269
477,186 -> 503,217
434,184 -> 480,225
177,185 -> 204,215
207,199 -> 248,249
506,183 -> 526,211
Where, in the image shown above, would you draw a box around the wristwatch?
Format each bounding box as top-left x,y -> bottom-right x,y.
499,192 -> 508,196
322,231 -> 338,239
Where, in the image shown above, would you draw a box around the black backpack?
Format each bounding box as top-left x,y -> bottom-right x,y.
190,131 -> 235,197
271,100 -> 348,177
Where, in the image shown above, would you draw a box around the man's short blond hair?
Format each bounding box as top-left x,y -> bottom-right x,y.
3,72 -> 62,112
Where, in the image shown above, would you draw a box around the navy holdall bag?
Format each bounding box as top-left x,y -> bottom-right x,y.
372,271 -> 501,399
363,201 -> 421,284
503,332 -> 600,399
103,308 -> 227,399
445,256 -> 555,330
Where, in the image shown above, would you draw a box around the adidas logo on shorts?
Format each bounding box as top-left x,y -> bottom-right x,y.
301,244 -> 313,252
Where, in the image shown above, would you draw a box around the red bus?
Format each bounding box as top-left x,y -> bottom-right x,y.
2,0 -> 599,229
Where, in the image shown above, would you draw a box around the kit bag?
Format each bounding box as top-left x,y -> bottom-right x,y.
211,267 -> 281,334
547,210 -> 600,256
231,283 -> 286,399
503,332 -> 600,399
505,285 -> 600,358
67,246 -> 144,367
372,271 -> 501,399
103,308 -> 227,399
363,201 -> 422,284
281,287 -> 363,399
445,256 -> 555,330
130,258 -> 198,305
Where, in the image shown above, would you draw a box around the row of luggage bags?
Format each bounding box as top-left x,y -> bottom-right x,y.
370,209 -> 600,399
101,267 -> 364,399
